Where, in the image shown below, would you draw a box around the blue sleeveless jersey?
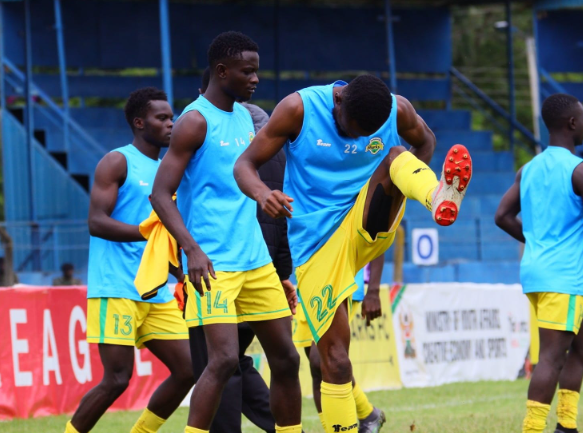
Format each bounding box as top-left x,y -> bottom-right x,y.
88,145 -> 173,302
352,268 -> 366,302
284,81 -> 401,266
177,96 -> 271,271
520,146 -> 583,295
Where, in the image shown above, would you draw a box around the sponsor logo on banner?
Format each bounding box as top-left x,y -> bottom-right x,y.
399,308 -> 417,359
391,283 -> 531,388
0,286 -> 172,420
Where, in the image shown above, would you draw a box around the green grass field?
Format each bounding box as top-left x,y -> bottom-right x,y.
1,380 -> 575,433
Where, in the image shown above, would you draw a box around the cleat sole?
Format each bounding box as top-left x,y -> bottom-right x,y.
431,144 -> 472,226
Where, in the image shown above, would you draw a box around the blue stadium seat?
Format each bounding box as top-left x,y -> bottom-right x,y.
380,261 -> 520,284
71,108 -> 129,129
429,150 -> 514,172
416,110 -> 471,131
84,128 -> 133,151
435,130 -> 493,151
457,261 -> 520,284
479,218 -> 521,261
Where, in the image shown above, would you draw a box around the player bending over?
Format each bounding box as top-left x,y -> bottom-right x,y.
235,74 -> 472,431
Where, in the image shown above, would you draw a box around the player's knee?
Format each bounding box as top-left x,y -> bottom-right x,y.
309,352 -> 322,380
271,347 -> 300,378
309,362 -> 323,384
323,350 -> 352,383
388,145 -> 407,163
172,363 -> 196,387
103,369 -> 132,396
208,352 -> 239,381
540,348 -> 568,372
570,335 -> 583,359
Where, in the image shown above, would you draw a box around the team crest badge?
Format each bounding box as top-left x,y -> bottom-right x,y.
365,137 -> 384,155
249,131 -> 255,142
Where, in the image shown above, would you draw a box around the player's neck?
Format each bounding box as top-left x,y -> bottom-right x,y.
549,133 -> 577,154
203,85 -> 236,112
132,138 -> 161,161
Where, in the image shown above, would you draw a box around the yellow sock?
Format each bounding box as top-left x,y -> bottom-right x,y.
557,389 -> 580,429
321,382 -> 358,433
318,412 -> 327,432
65,421 -> 80,433
352,382 -> 374,420
275,424 -> 302,433
130,408 -> 166,433
184,427 -> 207,433
389,151 -> 438,211
522,400 -> 550,433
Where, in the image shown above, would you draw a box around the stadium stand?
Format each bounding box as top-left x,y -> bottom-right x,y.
1,0 -> 568,285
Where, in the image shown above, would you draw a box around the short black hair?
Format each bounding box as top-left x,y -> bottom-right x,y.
61,263 -> 74,272
207,31 -> 258,69
201,67 -> 210,93
124,87 -> 168,129
542,93 -> 581,132
344,74 -> 392,133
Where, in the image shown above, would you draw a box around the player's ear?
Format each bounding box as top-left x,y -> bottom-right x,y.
133,117 -> 144,130
569,116 -> 577,131
216,63 -> 228,79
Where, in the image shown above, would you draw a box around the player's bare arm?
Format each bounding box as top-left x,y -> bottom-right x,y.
361,254 -> 385,326
495,167 -> 525,243
572,163 -> 583,197
234,93 -> 303,219
88,152 -> 145,242
396,95 -> 436,165
151,110 -> 216,294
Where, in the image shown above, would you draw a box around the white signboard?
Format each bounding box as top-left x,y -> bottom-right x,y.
392,283 -> 531,387
412,228 -> 439,265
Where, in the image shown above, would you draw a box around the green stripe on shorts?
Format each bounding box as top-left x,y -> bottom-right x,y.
567,294 -> 577,332
195,291 -> 203,327
298,289 -> 320,343
99,298 -> 108,344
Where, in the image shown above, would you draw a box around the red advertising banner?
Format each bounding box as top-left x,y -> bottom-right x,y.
0,286 -> 170,420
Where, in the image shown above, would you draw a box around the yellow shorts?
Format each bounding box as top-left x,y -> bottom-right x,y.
528,292 -> 583,334
184,262 -> 291,327
87,298 -> 188,349
296,181 -> 405,344
293,299 -> 363,348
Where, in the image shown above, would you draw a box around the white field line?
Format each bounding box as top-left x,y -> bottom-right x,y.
240,392 -> 523,427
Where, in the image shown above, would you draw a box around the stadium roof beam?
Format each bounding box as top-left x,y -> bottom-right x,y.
384,0 -> 397,93
159,0 -> 174,108
506,0 -> 515,153
54,0 -> 70,157
534,0 -> 583,10
24,0 -> 36,221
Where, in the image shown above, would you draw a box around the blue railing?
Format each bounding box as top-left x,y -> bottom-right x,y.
0,220 -> 89,273
450,67 -> 539,155
539,67 -> 569,98
2,111 -> 90,270
3,58 -> 106,167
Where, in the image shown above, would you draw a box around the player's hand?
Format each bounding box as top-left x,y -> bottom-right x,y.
281,279 -> 298,314
169,263 -> 185,282
260,190 -> 294,219
186,246 -> 216,295
361,288 -> 382,326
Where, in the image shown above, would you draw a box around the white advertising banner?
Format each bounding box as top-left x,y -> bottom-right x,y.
392,283 -> 531,387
